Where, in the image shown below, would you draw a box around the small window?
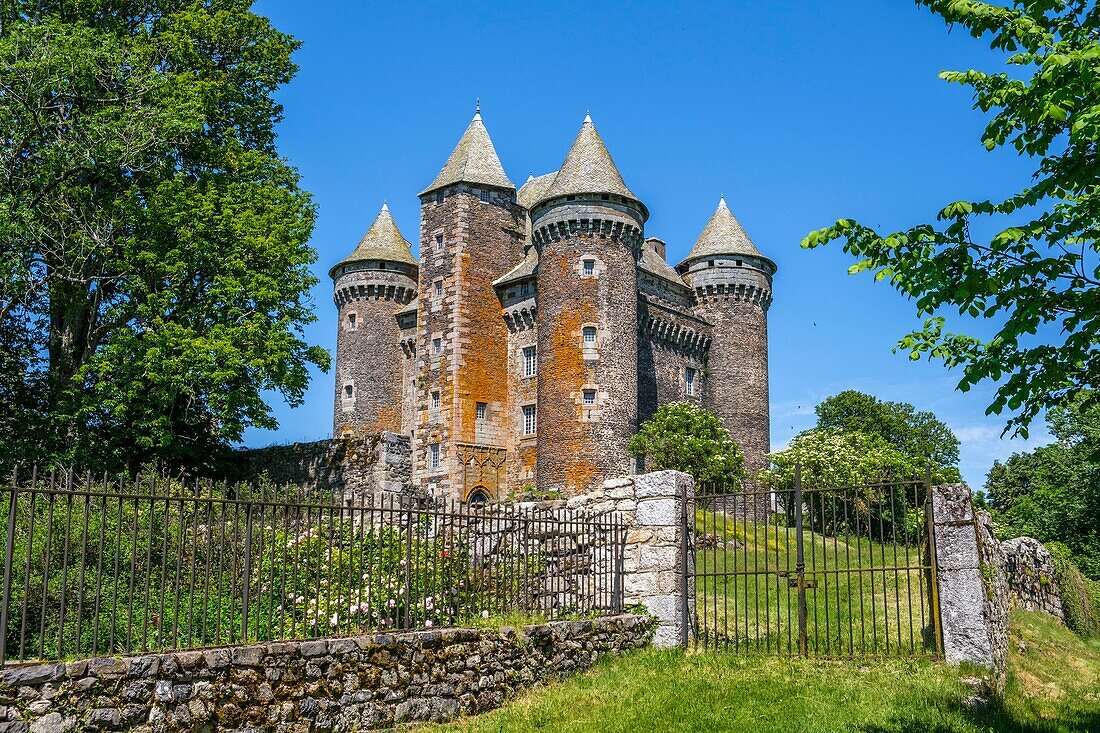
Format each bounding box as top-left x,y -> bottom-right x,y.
344,384 -> 354,399
582,326 -> 597,345
434,279 -> 443,298
347,313 -> 357,330
736,259 -> 743,267
583,259 -> 595,276
468,488 -> 489,505
685,367 -> 697,397
476,402 -> 487,420
479,189 -> 490,203
708,260 -> 715,268
521,282 -> 529,296
522,405 -> 537,436
432,337 -> 442,355
379,262 -> 386,270
523,346 -> 537,378
429,443 -> 441,469
431,391 -> 440,409
582,389 -> 596,406
435,192 -> 444,204
601,194 -> 609,201
435,234 -> 444,251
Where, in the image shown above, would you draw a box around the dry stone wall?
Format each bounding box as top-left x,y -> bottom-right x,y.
0,615 -> 653,732
1002,537 -> 1066,622
225,434 -> 412,502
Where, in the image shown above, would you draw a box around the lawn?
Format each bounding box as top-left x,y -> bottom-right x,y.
428,610 -> 1100,733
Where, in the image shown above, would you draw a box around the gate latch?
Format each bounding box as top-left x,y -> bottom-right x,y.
788,576 -> 818,589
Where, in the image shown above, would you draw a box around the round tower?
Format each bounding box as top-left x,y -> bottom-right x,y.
530,115 -> 646,495
677,197 -> 776,475
330,203 -> 419,437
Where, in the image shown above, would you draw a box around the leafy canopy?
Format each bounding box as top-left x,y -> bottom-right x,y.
815,390 -> 961,477
985,390 -> 1100,578
762,429 -> 923,488
802,0 -> 1100,438
628,402 -> 745,487
0,0 -> 327,471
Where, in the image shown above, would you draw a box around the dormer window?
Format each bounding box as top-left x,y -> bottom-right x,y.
521,282 -> 529,296
479,190 -> 490,203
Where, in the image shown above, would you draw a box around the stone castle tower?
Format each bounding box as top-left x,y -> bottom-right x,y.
332,109 -> 776,502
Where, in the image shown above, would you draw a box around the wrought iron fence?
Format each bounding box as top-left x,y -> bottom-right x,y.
0,468 -> 624,666
689,465 -> 942,657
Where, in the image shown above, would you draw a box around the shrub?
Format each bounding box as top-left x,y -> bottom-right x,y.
1047,542 -> 1100,637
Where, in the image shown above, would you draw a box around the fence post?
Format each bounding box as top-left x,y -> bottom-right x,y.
794,463 -> 808,657
241,500 -> 254,641
0,466 -> 18,665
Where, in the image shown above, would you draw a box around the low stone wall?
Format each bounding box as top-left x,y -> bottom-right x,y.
0,615 -> 653,732
226,432 -> 412,502
1002,537 -> 1066,622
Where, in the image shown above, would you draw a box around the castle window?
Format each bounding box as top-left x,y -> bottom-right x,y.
583,259 -> 595,276
433,279 -> 443,298
708,260 -> 715,268
523,346 -> 537,378
582,389 -> 596,406
736,259 -> 743,267
344,384 -> 354,399
379,262 -> 387,270
431,391 -> 440,409
429,443 -> 441,469
347,313 -> 357,330
433,337 -> 442,355
467,488 -> 489,505
435,234 -> 444,252
435,192 -> 444,204
685,367 -> 697,397
522,405 -> 537,436
583,326 -> 597,345
601,194 -> 609,201
521,282 -> 529,296
476,402 -> 487,420
479,189 -> 490,203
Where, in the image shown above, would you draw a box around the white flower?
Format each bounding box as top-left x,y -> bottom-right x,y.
330,613 -> 339,626
481,610 -> 490,619
425,620 -> 433,628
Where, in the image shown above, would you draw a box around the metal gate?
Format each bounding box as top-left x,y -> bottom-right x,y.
685,466 -> 943,657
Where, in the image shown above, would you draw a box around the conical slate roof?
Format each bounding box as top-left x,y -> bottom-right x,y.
330,203 -> 417,278
534,115 -> 644,216
420,107 -> 514,196
681,197 -> 766,263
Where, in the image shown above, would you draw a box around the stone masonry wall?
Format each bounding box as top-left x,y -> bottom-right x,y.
0,615 -> 653,732
1002,537 -> 1066,622
226,434 -> 412,503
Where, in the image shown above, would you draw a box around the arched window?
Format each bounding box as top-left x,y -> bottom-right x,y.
467,488 -> 490,506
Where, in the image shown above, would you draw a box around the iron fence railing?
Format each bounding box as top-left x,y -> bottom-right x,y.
689,466 -> 942,658
0,468 -> 624,666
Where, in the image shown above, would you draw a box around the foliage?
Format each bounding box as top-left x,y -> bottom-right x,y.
802,0 -> 1100,439
985,390 -> 1100,577
0,0 -> 327,473
761,429 -> 922,488
1046,542 -> 1100,636
628,402 -> 744,488
814,390 -> 961,477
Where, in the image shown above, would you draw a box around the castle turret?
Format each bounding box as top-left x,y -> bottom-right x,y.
677,198 -> 776,474
330,203 -> 419,437
415,106 -> 524,501
529,115 -> 646,494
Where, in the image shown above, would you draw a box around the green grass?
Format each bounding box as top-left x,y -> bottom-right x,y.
428,610 -> 1100,733
693,510 -> 935,657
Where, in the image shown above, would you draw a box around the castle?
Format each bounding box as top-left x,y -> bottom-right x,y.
330,109 -> 775,502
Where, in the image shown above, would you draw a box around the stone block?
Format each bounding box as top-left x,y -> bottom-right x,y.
636,498 -> 678,526
639,546 -> 677,571
935,524 -> 982,571
938,567 -> 995,668
932,484 -> 974,524
634,471 -> 693,500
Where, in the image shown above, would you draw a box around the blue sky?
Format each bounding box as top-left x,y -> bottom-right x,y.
244,0 -> 1053,489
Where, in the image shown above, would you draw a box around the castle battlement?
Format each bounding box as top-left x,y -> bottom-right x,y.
331,109 -> 776,502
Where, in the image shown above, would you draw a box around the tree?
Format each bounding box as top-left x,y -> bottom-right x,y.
985,390 -> 1100,577
628,402 -> 745,487
815,390 -> 961,477
802,0 -> 1100,438
0,1 -> 327,472
762,429 -> 922,488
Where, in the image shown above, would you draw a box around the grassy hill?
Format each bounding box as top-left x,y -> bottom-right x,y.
429,610 -> 1100,733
